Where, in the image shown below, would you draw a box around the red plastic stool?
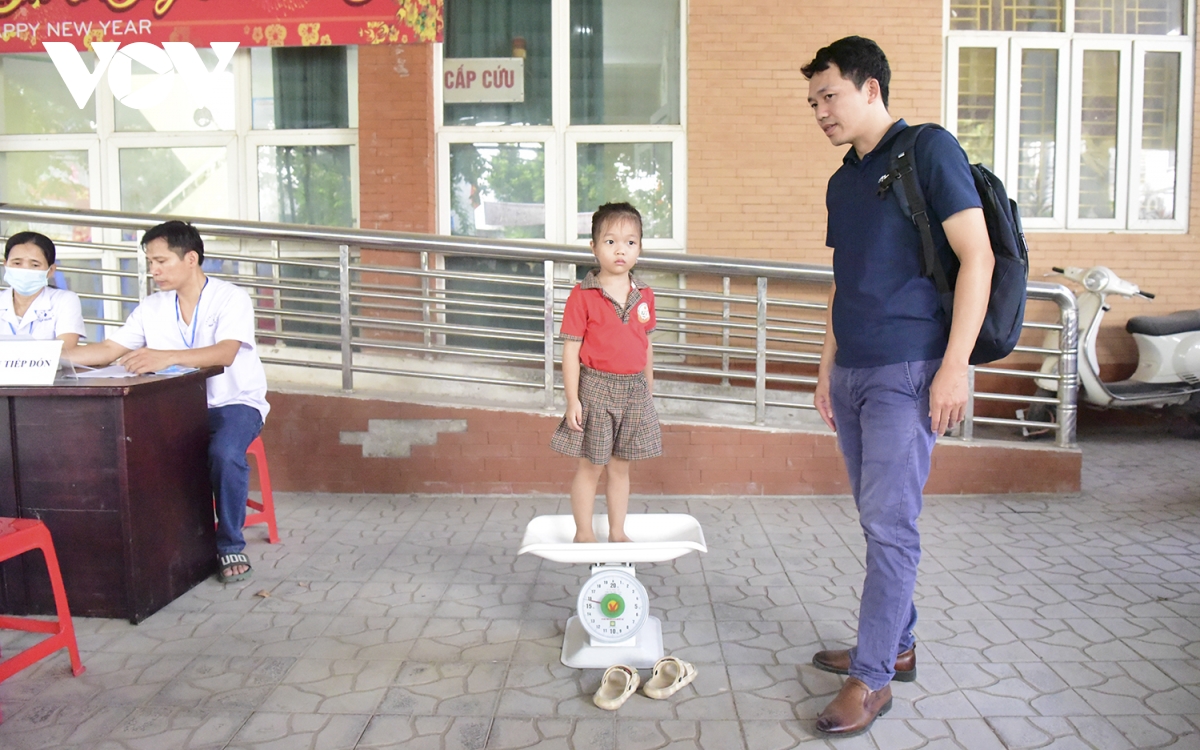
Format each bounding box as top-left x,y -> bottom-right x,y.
0,518 -> 85,683
244,436 -> 279,544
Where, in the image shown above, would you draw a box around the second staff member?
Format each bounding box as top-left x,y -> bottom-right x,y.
67,221 -> 270,584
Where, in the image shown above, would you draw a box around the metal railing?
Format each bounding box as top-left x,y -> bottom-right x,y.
0,204 -> 1078,447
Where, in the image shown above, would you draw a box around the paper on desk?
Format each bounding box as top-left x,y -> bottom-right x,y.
154,365 -> 199,375
73,364 -> 138,378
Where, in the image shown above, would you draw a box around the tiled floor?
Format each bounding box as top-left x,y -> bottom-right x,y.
0,430 -> 1197,749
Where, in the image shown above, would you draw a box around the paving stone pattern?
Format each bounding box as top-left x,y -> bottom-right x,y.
0,431 -> 1196,748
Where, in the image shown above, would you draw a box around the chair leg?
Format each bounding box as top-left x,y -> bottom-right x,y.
246,439 -> 279,544
256,447 -> 278,544
37,525 -> 85,677
0,524 -> 85,682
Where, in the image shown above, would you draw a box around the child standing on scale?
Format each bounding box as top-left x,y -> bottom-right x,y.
551,202 -> 662,543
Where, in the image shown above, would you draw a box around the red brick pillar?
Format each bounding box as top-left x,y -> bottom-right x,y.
356,43 -> 437,342
358,43 -> 436,235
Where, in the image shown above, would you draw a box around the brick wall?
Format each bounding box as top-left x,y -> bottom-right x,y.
686,0 -> 943,263
686,0 -> 1200,367
358,43 -> 436,234
259,391 -> 1081,495
356,43 -> 436,339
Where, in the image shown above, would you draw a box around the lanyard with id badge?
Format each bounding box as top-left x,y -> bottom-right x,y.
160,279 -> 209,376
176,278 -> 209,349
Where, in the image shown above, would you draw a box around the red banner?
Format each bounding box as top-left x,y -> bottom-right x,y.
0,0 -> 443,53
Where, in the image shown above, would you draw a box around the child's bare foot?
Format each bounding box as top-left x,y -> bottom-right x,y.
608,532 -> 632,543
574,532 -> 599,543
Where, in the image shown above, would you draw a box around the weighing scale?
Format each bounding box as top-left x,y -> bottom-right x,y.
518,514 -> 706,669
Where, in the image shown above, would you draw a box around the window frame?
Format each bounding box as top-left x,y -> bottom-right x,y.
434,0 -> 688,250
1066,37 -> 1134,230
105,134 -> 242,219
244,130 -> 360,225
435,128 -> 562,242
943,1 -> 1194,232
1007,37 -> 1071,228
564,127 -> 687,249
0,138 -> 103,212
1128,38 -> 1193,229
0,46 -> 359,227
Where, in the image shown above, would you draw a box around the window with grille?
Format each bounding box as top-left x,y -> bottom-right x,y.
946,0 -> 1192,230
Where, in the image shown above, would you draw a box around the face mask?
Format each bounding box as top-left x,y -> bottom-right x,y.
4,266 -> 50,297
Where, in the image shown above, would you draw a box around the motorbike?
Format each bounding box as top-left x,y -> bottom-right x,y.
1019,266 -> 1200,435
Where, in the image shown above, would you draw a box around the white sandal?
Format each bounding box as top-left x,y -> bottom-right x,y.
593,664 -> 640,710
641,656 -> 697,699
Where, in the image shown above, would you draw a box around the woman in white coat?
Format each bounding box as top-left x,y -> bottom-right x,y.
1,231 -> 86,350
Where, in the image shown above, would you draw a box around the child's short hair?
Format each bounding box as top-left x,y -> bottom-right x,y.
590,202 -> 643,243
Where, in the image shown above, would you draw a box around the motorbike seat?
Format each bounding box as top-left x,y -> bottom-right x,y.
1125,309 -> 1200,336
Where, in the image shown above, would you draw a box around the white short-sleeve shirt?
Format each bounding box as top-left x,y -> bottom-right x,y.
109,276 -> 270,422
0,286 -> 87,340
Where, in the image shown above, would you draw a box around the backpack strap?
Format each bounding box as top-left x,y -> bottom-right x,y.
883,124 -> 952,300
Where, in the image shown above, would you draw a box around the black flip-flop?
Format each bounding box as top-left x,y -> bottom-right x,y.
218,552 -> 252,583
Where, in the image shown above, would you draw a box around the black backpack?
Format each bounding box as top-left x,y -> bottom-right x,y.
880,124 -> 1030,365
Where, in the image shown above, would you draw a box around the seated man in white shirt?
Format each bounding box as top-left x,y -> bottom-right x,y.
67,221 -> 270,583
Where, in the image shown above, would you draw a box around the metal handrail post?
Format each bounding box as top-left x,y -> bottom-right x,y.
1056,297 -> 1079,448
339,244 -> 353,392
543,260 -> 555,410
136,243 -> 148,301
755,277 -> 767,425
271,240 -> 283,336
421,251 -> 432,357
962,366 -> 975,441
721,276 -> 731,386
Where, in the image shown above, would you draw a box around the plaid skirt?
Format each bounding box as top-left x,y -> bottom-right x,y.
551,366 -> 662,464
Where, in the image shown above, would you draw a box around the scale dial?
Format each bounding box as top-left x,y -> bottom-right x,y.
577,567 -> 649,644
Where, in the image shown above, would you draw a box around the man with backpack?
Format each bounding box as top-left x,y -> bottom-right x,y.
802,36 -> 995,737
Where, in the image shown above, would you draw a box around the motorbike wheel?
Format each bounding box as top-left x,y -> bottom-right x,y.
1017,388 -> 1057,439
1167,392 -> 1200,439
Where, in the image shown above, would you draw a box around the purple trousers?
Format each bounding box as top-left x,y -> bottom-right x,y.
830,358 -> 940,691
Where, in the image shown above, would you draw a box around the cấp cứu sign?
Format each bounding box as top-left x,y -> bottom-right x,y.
443,57 -> 524,104
0,0 -> 444,53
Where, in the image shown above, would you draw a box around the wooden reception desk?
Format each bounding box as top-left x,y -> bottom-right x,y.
0,368 -> 220,623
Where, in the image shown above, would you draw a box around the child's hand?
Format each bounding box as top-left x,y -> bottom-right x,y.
566,398 -> 584,432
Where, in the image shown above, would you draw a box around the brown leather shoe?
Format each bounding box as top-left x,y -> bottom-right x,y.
811,646 -> 917,682
815,678 -> 893,737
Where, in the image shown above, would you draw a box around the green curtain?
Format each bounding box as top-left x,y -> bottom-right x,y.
569,1 -> 604,124
444,0 -> 553,125
271,46 -> 349,130
268,48 -> 350,227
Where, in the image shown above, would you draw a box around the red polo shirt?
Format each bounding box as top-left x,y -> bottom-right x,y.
561,272 -> 656,374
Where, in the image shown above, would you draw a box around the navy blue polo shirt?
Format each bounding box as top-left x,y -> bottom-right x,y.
826,119 -> 981,368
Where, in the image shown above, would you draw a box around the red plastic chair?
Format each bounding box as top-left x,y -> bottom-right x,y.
0,518 -> 86,684
244,436 -> 279,544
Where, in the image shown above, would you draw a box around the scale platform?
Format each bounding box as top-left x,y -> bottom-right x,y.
518,514 -> 707,563
519,514 -> 706,669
